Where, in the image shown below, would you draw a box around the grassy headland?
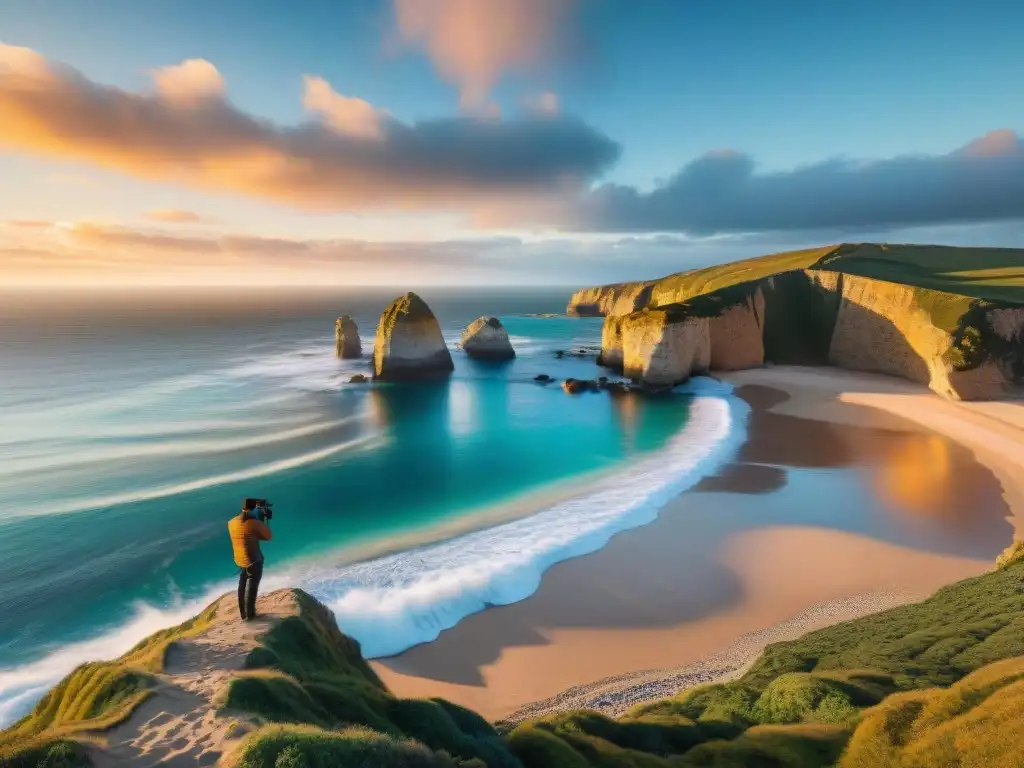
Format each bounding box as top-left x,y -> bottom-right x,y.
4,545 -> 1024,767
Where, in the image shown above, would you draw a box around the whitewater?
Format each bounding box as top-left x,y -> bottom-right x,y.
0,377 -> 747,726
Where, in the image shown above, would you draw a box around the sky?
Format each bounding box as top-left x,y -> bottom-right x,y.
2,0 -> 1024,287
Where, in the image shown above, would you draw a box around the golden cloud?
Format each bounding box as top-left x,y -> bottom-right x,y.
145,209 -> 208,224
0,43 -> 618,213
393,0 -> 577,112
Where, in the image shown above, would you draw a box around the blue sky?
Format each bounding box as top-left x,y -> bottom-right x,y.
1,0 -> 1023,285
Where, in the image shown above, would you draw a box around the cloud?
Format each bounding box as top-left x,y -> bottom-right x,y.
144,209 -> 209,224
0,43 -> 619,213
302,75 -> 388,139
151,59 -> 225,103
8,217 -> 1024,288
548,130 -> 1024,234
393,0 -> 578,111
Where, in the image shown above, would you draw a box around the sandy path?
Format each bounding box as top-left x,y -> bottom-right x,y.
88,590 -> 298,768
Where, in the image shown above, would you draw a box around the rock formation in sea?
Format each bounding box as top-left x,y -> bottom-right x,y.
335,314 -> 362,359
574,243 -> 1024,399
562,378 -> 601,394
372,292 -> 454,381
460,316 -> 515,360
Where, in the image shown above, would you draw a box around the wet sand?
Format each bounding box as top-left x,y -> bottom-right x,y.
372,367 -> 1019,721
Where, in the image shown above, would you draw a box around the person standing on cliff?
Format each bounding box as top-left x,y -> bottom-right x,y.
228,499 -> 273,621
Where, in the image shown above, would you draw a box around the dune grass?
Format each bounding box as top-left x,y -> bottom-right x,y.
9,557 -> 1024,767
0,600 -> 220,766
226,591 -> 520,768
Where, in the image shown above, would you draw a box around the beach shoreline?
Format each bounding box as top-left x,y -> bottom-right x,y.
373,365 -> 1023,722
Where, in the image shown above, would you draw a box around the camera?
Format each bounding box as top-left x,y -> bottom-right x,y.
244,497 -> 274,522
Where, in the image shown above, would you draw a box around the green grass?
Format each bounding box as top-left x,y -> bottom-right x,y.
225,591 -> 520,768
11,557 -> 1024,767
233,724 -> 477,768
642,243 -> 1024,310
839,656 -> 1024,767
0,599 -> 220,766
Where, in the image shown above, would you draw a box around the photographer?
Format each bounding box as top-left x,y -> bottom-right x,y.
228,498 -> 273,621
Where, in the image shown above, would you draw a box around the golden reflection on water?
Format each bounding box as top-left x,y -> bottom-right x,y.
611,392 -> 640,451
873,432 -> 956,518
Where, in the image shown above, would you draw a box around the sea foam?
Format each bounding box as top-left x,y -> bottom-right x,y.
300,377 -> 749,658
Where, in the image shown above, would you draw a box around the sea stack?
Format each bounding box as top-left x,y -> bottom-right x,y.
335,314 -> 362,358
373,292 -> 454,381
461,316 -> 515,360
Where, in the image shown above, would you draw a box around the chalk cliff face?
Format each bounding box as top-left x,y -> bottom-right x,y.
461,316 -> 515,360
335,314 -> 362,359
598,315 -> 626,371
709,287 -> 766,371
568,281 -> 654,316
373,293 -> 454,381
619,308 -> 711,387
583,245 -> 1024,400
826,275 -> 1024,400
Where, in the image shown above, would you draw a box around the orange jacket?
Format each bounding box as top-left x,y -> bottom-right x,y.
228,513 -> 272,568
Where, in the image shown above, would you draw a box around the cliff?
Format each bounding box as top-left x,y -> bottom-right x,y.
580,244 -> 1024,398
6,553 -> 1024,767
567,280 -> 655,316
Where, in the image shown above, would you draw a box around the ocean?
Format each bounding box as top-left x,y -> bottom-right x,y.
0,287 -> 744,725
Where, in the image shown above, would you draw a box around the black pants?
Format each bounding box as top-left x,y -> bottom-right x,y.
237,560 -> 264,619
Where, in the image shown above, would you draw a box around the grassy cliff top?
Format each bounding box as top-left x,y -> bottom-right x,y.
5,547 -> 1024,767
618,242 -> 1024,310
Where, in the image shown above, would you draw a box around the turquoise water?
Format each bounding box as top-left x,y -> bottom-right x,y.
0,288 -> 734,723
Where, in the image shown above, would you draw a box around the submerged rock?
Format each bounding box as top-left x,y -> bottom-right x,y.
373,293 -> 454,381
348,374 -> 369,384
561,378 -> 600,394
534,374 -> 555,383
335,314 -> 362,359
461,316 -> 515,360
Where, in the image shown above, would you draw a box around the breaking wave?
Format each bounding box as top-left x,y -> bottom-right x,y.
298,378 -> 748,657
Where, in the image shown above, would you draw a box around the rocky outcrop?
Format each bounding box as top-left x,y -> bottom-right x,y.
372,293 -> 454,381
568,281 -> 654,316
562,378 -> 600,394
335,314 -> 362,358
619,308 -> 711,387
460,316 -> 515,360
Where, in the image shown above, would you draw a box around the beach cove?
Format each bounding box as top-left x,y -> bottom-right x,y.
374,366 -> 1021,721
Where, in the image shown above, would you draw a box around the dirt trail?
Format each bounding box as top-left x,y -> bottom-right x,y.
87,590 -> 299,768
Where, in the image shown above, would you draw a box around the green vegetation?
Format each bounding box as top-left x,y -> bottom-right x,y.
7,558 -> 1024,767
231,561 -> 1024,767
644,242 -> 1024,309
227,591 -> 519,768
0,600 -> 219,766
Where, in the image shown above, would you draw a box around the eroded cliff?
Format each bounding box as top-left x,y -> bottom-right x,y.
568,281 -> 655,316
584,244 -> 1024,398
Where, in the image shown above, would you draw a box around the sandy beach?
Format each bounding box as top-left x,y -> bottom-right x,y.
373,366 -> 1024,721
